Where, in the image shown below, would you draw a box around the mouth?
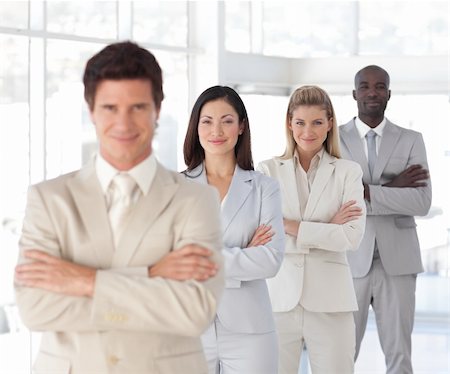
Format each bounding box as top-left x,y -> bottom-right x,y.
111,134 -> 139,143
365,101 -> 381,108
209,139 -> 227,145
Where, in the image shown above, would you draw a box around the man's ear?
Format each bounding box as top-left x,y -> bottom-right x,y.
352,90 -> 357,100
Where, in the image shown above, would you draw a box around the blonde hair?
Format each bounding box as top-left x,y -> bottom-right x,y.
281,85 -> 341,159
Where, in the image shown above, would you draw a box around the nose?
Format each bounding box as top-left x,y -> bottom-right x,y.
367,87 -> 378,97
303,124 -> 315,136
211,121 -> 224,136
116,110 -> 133,129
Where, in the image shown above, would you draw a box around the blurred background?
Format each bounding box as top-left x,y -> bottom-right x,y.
0,1 -> 448,373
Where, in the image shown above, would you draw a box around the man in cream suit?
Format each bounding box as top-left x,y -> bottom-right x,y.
339,65 -> 431,374
14,41 -> 224,374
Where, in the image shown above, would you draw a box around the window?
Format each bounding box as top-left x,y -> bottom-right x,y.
225,1 -> 251,53
133,1 -> 188,47
359,2 -> 449,56
46,1 -> 117,39
0,1 -> 28,29
0,34 -> 31,374
262,2 -> 355,58
225,1 -> 449,57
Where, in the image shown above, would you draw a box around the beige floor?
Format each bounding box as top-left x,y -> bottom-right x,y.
298,313 -> 450,374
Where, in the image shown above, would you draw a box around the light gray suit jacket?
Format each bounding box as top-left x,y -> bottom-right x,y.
339,119 -> 432,277
15,159 -> 224,374
258,152 -> 366,313
184,164 -> 285,333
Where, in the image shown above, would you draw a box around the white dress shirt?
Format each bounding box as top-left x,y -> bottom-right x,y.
293,147 -> 324,219
95,152 -> 157,207
354,117 -> 387,157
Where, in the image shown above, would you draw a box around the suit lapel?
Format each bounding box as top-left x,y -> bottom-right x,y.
67,161 -> 114,269
278,158 -> 301,219
221,166 -> 252,235
304,152 -> 335,220
341,119 -> 371,180
183,164 -> 208,184
111,163 -> 179,267
373,121 -> 401,181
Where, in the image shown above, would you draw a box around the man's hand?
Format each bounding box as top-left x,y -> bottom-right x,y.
330,200 -> 363,224
148,244 -> 218,281
15,250 -> 96,297
383,164 -> 429,188
247,224 -> 273,247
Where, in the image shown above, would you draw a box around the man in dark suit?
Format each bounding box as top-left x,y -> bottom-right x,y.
339,65 -> 431,373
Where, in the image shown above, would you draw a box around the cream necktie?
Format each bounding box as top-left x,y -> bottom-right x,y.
108,173 -> 138,247
366,130 -> 377,177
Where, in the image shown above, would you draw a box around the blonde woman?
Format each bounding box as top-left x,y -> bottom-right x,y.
258,86 -> 366,373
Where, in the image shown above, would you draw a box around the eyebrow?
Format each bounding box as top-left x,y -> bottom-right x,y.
200,113 -> 236,119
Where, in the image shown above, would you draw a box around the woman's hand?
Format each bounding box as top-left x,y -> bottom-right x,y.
247,224 -> 274,247
330,200 -> 363,224
283,218 -> 300,237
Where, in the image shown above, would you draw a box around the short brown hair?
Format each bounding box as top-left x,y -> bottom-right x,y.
183,86 -> 253,171
83,41 -> 164,110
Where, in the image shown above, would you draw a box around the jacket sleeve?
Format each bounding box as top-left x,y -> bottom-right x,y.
222,177 -> 285,281
297,163 -> 366,253
366,134 -> 432,216
15,184 -> 224,337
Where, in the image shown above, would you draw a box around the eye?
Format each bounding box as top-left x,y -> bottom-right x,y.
102,104 -> 116,112
133,103 -> 148,111
294,121 -> 304,126
199,119 -> 212,126
313,120 -> 323,126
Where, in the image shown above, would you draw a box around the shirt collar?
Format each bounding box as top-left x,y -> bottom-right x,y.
294,147 -> 324,170
95,152 -> 157,196
355,117 -> 387,139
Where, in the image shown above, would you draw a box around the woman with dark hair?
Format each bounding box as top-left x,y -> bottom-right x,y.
258,85 -> 366,373
183,85 -> 285,374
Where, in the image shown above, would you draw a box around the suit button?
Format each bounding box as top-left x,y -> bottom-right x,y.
108,355 -> 119,365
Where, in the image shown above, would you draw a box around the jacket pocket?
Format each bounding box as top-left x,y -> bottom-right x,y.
394,216 -> 417,228
155,350 -> 207,374
33,351 -> 71,374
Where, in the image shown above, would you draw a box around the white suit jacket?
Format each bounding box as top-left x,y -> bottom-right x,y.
258,152 -> 366,313
339,119 -> 432,277
184,164 -> 285,333
15,159 -> 224,374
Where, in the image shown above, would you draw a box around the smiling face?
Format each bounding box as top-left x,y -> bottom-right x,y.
90,79 -> 160,171
353,67 -> 391,127
197,99 -> 243,160
289,105 -> 332,158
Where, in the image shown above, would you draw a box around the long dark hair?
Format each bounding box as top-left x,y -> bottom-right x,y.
183,85 -> 253,171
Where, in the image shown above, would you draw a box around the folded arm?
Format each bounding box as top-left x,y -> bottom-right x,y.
222,179 -> 285,281
15,184 -> 223,336
296,165 -> 366,253
365,135 -> 431,216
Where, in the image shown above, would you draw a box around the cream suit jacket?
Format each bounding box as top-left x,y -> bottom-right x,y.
184,164 -> 285,333
257,151 -> 366,313
15,159 -> 224,374
339,119 -> 432,277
